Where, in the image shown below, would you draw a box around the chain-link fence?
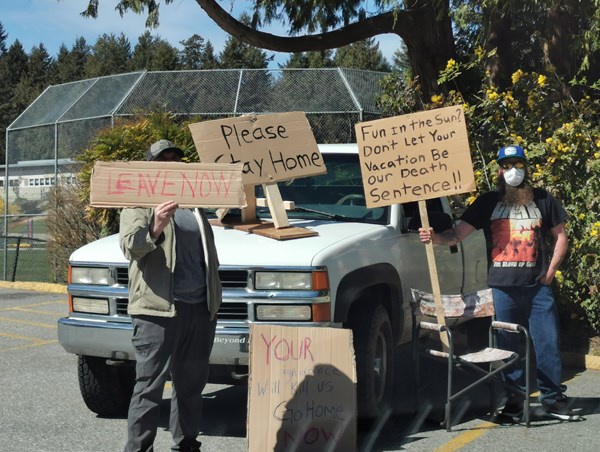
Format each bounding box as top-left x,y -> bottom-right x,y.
2,67 -> 388,282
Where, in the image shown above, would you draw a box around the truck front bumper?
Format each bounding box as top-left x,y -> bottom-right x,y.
57,317 -> 250,365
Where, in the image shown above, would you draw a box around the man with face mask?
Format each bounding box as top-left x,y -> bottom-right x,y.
419,145 -> 577,422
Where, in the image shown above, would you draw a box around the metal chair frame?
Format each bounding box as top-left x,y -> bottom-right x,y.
411,288 -> 531,431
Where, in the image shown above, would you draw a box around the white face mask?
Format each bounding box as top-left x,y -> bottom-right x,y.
504,167 -> 525,186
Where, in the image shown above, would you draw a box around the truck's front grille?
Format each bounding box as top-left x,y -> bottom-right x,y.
114,298 -> 247,321
217,302 -> 249,320
112,266 -> 249,320
116,268 -> 128,285
116,298 -> 128,315
114,267 -> 248,289
219,270 -> 248,288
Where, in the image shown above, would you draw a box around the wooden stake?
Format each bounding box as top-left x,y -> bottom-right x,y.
418,200 -> 449,349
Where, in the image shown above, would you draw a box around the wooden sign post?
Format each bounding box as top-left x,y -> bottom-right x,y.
355,105 -> 476,346
189,112 -> 326,238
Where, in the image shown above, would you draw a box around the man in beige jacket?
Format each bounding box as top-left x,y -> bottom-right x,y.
120,139 -> 222,452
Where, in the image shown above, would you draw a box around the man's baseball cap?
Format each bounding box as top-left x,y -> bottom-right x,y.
497,145 -> 526,162
146,139 -> 184,161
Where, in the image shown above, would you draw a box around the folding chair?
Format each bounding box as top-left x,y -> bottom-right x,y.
411,288 -> 531,431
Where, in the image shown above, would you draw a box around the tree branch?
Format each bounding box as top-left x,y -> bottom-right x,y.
195,0 -> 412,52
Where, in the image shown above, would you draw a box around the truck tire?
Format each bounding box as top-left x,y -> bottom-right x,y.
77,355 -> 135,417
352,303 -> 394,419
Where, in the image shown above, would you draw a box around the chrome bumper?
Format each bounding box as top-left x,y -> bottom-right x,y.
57,317 -> 250,365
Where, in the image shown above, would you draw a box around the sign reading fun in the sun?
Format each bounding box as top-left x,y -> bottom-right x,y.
355,105 -> 475,208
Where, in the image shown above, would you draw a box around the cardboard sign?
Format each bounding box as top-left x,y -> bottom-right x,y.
355,105 -> 475,208
189,112 -> 326,186
89,161 -> 246,208
248,325 -> 356,452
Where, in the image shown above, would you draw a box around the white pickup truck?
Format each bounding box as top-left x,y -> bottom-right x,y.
57,143 -> 488,419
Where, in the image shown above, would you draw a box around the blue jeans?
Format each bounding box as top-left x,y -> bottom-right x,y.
491,284 -> 563,405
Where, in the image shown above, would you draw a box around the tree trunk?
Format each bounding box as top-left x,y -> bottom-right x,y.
483,7 -> 513,90
544,0 -> 578,95
399,1 -> 456,99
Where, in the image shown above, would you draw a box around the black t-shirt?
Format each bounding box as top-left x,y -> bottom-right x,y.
460,188 -> 568,287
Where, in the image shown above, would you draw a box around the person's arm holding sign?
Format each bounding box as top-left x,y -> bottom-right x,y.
418,221 -> 476,246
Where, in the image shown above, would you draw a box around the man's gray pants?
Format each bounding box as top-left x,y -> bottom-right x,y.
124,301 -> 217,452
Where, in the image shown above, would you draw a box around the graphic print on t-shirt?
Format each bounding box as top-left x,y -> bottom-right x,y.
489,201 -> 542,268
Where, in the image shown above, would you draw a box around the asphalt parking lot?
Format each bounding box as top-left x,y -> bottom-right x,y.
1,282 -> 599,451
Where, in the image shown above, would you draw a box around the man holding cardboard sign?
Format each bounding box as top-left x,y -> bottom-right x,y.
120,140 -> 223,452
419,145 -> 576,422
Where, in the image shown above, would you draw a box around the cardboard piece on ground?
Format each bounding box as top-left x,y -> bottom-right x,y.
89,161 -> 246,208
189,112 -> 326,186
355,105 -> 475,209
248,324 -> 357,452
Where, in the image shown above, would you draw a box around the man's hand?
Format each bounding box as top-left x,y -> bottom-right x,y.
419,227 -> 434,244
151,201 -> 179,239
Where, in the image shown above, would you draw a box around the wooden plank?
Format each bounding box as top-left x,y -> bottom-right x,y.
262,183 -> 290,229
249,223 -> 318,240
241,185 -> 257,223
419,200 -> 449,349
256,197 -> 296,210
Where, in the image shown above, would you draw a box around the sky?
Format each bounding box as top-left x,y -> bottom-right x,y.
1,0 -> 400,69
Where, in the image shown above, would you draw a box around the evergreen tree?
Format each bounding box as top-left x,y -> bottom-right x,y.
132,31 -> 179,71
283,50 -> 334,68
333,38 -> 391,72
0,22 -> 7,55
218,13 -> 272,69
200,41 -> 219,69
179,34 -> 206,69
54,38 -> 91,84
26,44 -> 54,97
84,33 -> 131,77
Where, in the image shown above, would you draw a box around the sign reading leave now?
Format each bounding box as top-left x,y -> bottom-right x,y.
189,112 -> 326,186
89,161 -> 246,208
355,105 -> 475,208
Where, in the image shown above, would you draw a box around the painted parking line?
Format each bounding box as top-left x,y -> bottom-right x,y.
0,331 -> 59,353
0,300 -> 64,311
0,338 -> 58,353
0,316 -> 56,329
434,374 -> 581,451
4,306 -> 64,316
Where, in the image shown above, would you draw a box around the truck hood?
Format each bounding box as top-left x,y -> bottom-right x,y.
69,220 -> 388,267
213,220 -> 387,267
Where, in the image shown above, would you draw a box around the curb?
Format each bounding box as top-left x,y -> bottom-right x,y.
1,280 -> 599,372
561,351 -> 600,372
0,280 -> 67,294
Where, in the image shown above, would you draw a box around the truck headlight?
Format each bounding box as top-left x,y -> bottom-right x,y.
254,271 -> 328,290
70,267 -> 110,285
71,297 -> 109,314
256,305 -> 312,320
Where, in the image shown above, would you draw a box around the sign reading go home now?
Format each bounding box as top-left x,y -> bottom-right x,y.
189,112 -> 326,186
355,105 -> 475,208
89,161 -> 246,208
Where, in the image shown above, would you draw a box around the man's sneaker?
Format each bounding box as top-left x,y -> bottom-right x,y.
542,395 -> 581,421
498,397 -> 524,422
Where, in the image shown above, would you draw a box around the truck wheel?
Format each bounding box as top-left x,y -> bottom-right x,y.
352,303 -> 394,419
77,355 -> 135,417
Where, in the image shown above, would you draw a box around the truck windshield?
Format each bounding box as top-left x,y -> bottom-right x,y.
255,152 -> 388,223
